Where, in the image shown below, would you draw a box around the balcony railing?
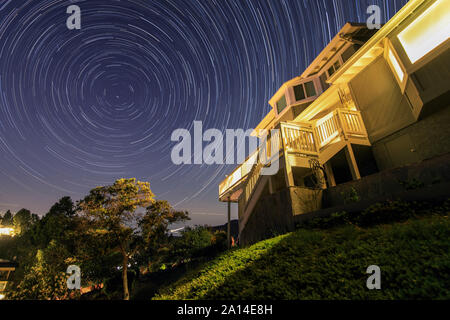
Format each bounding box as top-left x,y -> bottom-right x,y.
218,149 -> 257,197
314,111 -> 340,148
338,109 -> 367,137
219,108 -> 368,199
281,123 -> 318,155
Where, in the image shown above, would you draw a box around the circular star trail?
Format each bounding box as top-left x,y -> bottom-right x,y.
0,0 -> 407,223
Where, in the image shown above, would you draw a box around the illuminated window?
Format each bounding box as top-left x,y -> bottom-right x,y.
388,48 -> 405,83
398,0 -> 450,64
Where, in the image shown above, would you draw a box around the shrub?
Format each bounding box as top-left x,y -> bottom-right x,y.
398,178 -> 425,190
341,187 -> 360,204
297,199 -> 450,230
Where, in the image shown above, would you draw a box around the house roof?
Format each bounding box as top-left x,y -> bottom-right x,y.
251,109 -> 276,136
327,0 -> 428,84
300,22 -> 375,78
268,22 -> 373,108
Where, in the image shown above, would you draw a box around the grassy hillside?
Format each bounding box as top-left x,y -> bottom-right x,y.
154,201 -> 450,300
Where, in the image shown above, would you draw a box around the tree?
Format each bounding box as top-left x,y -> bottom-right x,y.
48,196 -> 76,217
170,226 -> 213,264
2,210 -> 13,226
13,209 -> 32,235
78,178 -> 156,300
31,197 -> 75,247
138,200 -> 190,271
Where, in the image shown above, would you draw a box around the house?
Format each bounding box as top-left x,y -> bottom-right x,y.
0,259 -> 18,299
218,0 -> 450,245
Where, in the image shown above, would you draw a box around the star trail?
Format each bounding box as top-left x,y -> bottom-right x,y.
0,0 -> 407,225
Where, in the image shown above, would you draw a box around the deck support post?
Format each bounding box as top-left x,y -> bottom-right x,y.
345,142 -> 361,180
324,162 -> 336,187
268,176 -> 274,194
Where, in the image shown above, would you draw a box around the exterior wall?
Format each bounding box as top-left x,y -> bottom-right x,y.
239,187 -> 294,246
408,46 -> 450,106
372,97 -> 450,171
239,186 -> 322,245
349,56 -> 415,143
349,49 -> 450,172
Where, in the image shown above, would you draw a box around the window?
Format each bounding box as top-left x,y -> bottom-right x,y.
341,46 -> 355,63
293,84 -> 305,101
304,81 -> 316,97
293,81 -> 317,102
341,44 -> 362,63
276,95 -> 287,114
327,65 -> 335,77
398,0 -> 450,64
388,48 -> 404,82
333,61 -> 340,71
327,60 -> 341,78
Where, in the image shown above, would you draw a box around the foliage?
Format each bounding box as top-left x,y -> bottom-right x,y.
155,201 -> 450,300
2,182 -> 188,300
297,199 -> 450,230
168,226 -> 227,265
398,178 -> 425,191
140,200 -> 190,251
340,187 -> 360,204
1,210 -> 13,226
48,196 -> 76,217
6,248 -> 78,300
77,178 -> 188,300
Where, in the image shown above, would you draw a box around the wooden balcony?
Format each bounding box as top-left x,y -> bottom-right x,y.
219,108 -> 369,202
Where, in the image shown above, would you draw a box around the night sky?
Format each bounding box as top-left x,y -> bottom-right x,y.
0,0 -> 407,226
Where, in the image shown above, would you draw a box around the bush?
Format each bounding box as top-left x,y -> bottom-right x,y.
341,187 -> 360,204
297,199 -> 450,230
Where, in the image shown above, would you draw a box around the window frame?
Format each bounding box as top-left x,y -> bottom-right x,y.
389,0 -> 450,74
384,39 -> 408,93
273,76 -> 320,119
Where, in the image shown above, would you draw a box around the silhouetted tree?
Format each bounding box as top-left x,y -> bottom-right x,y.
48,196 -> 76,217
2,210 -> 13,226
13,209 -> 32,235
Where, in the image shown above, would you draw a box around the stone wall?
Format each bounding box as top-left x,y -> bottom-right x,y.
372,96 -> 450,171
322,152 -> 450,208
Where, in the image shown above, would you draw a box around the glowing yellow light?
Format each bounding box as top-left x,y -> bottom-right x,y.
388,48 -> 405,82
0,227 -> 14,236
0,294 -> 5,300
398,0 -> 450,64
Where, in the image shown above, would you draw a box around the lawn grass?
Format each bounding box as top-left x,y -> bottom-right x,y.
154,206 -> 450,300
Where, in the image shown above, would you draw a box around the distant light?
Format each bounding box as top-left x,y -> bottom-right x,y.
0,227 -> 14,236
169,227 -> 185,233
0,294 -> 5,300
398,0 -> 450,64
388,48 -> 405,83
